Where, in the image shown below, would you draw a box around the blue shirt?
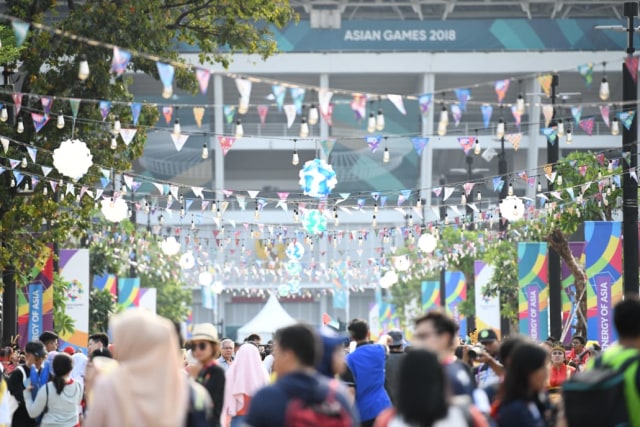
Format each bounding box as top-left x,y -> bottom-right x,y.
345,343 -> 392,422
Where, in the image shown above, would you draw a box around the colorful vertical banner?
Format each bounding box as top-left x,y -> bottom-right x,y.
18,247 -> 54,349
445,271 -> 467,337
58,249 -> 90,353
93,273 -> 117,296
518,242 -> 549,341
378,302 -> 400,334
117,277 -> 140,309
585,221 -> 622,349
421,281 -> 440,312
27,283 -> 43,343
560,242 -> 586,345
368,303 -> 381,339
139,288 -> 157,314
474,261 -> 501,338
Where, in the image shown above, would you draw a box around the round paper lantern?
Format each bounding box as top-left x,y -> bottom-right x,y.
380,270 -> 399,289
286,242 -> 305,260
52,138 -> 93,180
278,284 -> 291,297
418,233 -> 438,253
301,209 -> 327,235
198,271 -> 213,286
160,236 -> 181,256
393,254 -> 411,272
212,281 -> 224,294
179,252 -> 195,270
299,158 -> 337,198
499,196 -> 525,222
100,197 -> 129,223
285,260 -> 302,276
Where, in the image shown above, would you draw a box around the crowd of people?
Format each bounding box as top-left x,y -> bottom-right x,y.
0,296 -> 638,426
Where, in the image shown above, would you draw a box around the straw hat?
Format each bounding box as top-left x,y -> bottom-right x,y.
190,323 -> 219,343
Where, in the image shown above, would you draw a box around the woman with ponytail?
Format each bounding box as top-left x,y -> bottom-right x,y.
24,352 -> 83,427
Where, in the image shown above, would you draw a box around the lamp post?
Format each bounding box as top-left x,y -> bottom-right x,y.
466,155 -> 475,231
622,1 -> 639,297
498,136 -> 508,233
547,74 -> 563,340
439,174 -> 447,309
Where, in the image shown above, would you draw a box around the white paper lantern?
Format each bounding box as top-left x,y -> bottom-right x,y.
393,254 -> 411,272
418,233 -> 438,253
380,270 -> 399,289
52,138 -> 93,180
100,198 -> 129,223
212,281 -> 224,294
179,251 -> 195,270
198,271 -> 213,286
161,236 -> 181,256
499,196 -> 525,222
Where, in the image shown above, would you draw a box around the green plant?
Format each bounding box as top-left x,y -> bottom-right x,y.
89,287 -> 117,334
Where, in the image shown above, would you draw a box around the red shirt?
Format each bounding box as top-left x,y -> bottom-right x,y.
549,364 -> 575,388
568,348 -> 590,368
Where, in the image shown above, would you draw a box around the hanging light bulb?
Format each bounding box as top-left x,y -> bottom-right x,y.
191,220 -> 196,230
78,54 -> 90,81
383,146 -> 390,163
437,120 -> 447,136
476,192 -> 482,201
408,214 -> 414,227
180,205 -> 186,217
56,111 -> 65,129
461,194 -> 467,205
557,175 -> 563,186
179,193 -> 184,205
110,135 -> 117,150
611,117 -> 620,136
292,150 -> 299,166
159,214 -> 164,225
557,119 -> 565,137
367,112 -> 376,133
0,107 -> 7,122
201,143 -> 208,159
508,182 -> 514,196
254,206 -> 260,220
496,118 -> 505,138
113,115 -> 121,134
375,109 -> 385,131
20,157 -> 27,168
516,94 -> 525,115
144,202 -> 150,214
537,181 -> 542,192
173,119 -> 181,136
293,209 -> 299,223
474,138 -> 481,155
16,117 -> 24,134
299,117 -> 309,138
566,129 -> 573,144
372,215 -> 377,227
238,96 -> 250,115
234,119 -> 244,138
444,214 -> 449,225
43,185 -> 48,196
439,104 -> 449,125
600,77 -> 610,101
308,104 -> 319,125
608,160 -> 613,172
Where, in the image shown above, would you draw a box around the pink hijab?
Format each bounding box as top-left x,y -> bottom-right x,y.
223,343 -> 269,417
84,309 -> 189,427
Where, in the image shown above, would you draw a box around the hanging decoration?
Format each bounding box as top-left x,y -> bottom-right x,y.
618,111 -> 636,130
457,136 -> 476,155
299,158 -> 337,198
599,105 -> 610,127
321,103 -> 334,126
235,78 -> 252,114
284,104 -> 297,128
320,139 -> 336,157
318,89 -> 333,118
30,113 -> 49,133
451,104 -> 462,126
119,128 -> 137,146
411,137 -> 429,156
579,117 -> 595,136
100,197 -> 129,223
218,136 -> 236,156
380,270 -> 399,289
505,133 -> 522,151
481,104 -> 493,129
171,133 -> 189,151
455,88 -> 471,111
538,74 -> 553,97
156,62 -> 175,99
418,233 -> 438,253
162,106 -> 173,124
52,139 -> 93,180
11,20 -> 30,47
161,236 -> 181,256
271,85 -> 286,111
392,254 -> 411,272
494,80 -> 510,103
131,103 -> 142,126
499,195 -> 525,222
511,105 -> 522,128
195,68 -> 211,95
179,252 -> 196,270
290,87 -> 306,114
366,136 -> 382,153
388,94 -> 406,115
111,47 -> 132,76
301,209 -> 327,235
99,101 -> 111,121
577,63 -> 593,88
625,56 -> 639,84
350,94 -> 367,121
419,94 -> 432,117
285,242 -> 305,260
542,105 -> 554,127
571,106 -> 583,124
257,105 -> 269,126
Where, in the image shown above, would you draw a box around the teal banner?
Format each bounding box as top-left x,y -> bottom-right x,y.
251,19 -> 634,52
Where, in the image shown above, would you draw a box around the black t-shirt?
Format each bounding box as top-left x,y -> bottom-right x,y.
197,362 -> 226,427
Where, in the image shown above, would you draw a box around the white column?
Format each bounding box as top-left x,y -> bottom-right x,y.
526,77 -> 541,200
420,74 -> 436,207
213,74 -> 225,202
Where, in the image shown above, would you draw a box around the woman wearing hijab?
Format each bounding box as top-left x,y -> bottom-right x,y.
222,343 -> 269,427
83,309 -> 189,427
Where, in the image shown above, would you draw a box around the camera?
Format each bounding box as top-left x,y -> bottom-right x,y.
467,345 -> 485,360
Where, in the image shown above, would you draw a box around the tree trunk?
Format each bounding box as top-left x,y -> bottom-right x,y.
546,229 -> 587,338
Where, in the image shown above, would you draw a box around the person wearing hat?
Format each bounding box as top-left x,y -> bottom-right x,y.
383,329 -> 406,406
548,343 -> 574,397
473,329 -> 504,389
39,331 -> 59,353
7,341 -> 49,427
190,323 -> 226,427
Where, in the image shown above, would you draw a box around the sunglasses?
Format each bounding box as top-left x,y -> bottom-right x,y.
193,342 -> 210,351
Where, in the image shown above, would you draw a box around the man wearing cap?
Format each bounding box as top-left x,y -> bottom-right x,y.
383,329 -> 405,405
473,329 -> 504,389
190,323 -> 226,427
7,341 -> 50,427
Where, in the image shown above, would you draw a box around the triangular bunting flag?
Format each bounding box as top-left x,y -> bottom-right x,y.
290,87 -> 306,114
218,136 -> 236,156
193,107 -> 205,128
387,94 -> 406,115
365,136 -> 382,153
99,101 -> 111,121
272,85 -> 286,111
451,104 -> 462,126
119,128 -> 137,146
40,97 -> 53,115
350,94 -> 367,121
542,105 -> 554,127
318,89 -> 333,117
223,105 -> 236,125
579,117 -> 595,136
26,146 -> 37,163
156,62 -> 175,99
1,138 -> 9,154
455,88 -> 471,112
284,104 -> 297,128
571,106 -> 583,124
171,133 -> 189,151
111,47 -> 132,76
600,105 -> 610,127
443,187 -> 455,201
9,159 -> 20,169
11,21 -> 30,47
192,187 -> 204,199
577,63 -> 593,88
511,105 -> 522,128
12,171 -> 24,186
494,80 -> 510,103
69,99 -> 81,119
411,137 -> 429,156
257,105 -> 269,126
418,94 -> 432,117
481,104 -> 493,129
12,93 -> 22,115
195,68 -> 211,95
162,106 -> 173,125
457,136 -> 476,155
625,56 -> 639,84
41,166 -> 53,177
492,177 -> 504,192
618,111 -> 636,130
236,195 -> 247,211
320,139 -> 336,157
31,113 -> 49,133
538,74 -> 553,97
247,191 -> 260,199
131,103 -> 142,126
505,133 -> 522,151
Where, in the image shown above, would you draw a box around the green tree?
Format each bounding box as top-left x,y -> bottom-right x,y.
89,220 -> 191,323
52,272 -> 75,336
89,287 -> 117,334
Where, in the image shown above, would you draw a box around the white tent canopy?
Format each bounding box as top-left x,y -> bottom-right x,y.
236,293 -> 297,342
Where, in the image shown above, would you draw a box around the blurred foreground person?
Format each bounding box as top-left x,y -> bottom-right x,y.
83,309 -> 189,427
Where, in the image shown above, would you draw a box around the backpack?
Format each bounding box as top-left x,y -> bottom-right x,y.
284,379 -> 351,427
562,354 -> 640,427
